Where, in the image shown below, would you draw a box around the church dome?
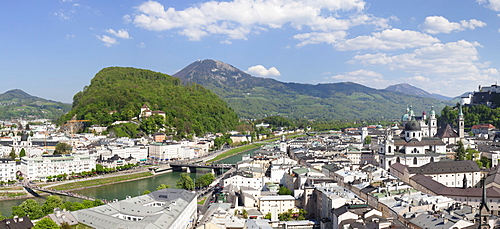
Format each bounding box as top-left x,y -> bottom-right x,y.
401,113 -> 410,122
405,120 -> 421,131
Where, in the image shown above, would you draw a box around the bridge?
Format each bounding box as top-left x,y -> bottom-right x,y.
23,185 -> 108,203
168,163 -> 234,175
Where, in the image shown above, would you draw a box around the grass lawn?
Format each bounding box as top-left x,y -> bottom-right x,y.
207,143 -> 265,163
197,196 -> 207,205
0,192 -> 27,198
49,172 -> 153,191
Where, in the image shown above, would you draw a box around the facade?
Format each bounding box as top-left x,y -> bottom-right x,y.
259,195 -> 295,215
20,154 -> 96,180
379,106 -> 448,169
97,146 -> 148,162
0,159 -> 17,182
148,142 -> 195,161
72,188 -> 197,229
223,175 -> 264,191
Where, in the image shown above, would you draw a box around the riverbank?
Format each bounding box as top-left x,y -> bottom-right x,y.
207,143 -> 265,163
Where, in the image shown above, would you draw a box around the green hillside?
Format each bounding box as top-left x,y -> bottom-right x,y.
0,89 -> 71,120
61,67 -> 239,136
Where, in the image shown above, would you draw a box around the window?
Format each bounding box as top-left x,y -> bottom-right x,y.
413,157 -> 418,165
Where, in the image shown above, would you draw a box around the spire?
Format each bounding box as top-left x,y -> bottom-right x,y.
430,106 -> 436,116
459,104 -> 464,117
480,177 -> 490,212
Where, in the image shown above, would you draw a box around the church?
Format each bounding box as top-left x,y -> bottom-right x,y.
379,106 -> 465,169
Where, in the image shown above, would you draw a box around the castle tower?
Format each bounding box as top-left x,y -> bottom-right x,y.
428,106 -> 437,137
458,105 -> 465,139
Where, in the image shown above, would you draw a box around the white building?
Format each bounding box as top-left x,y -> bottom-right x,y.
223,175 -> 264,191
20,155 -> 96,180
98,146 -> 148,162
259,195 -> 295,215
0,159 -> 17,182
148,142 -> 195,161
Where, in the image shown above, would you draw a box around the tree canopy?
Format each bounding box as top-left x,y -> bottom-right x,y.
60,67 -> 239,138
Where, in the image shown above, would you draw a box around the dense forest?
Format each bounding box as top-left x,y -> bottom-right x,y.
60,67 -> 239,138
439,104 -> 500,129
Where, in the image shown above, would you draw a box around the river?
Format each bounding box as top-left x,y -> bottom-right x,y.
0,148 -> 259,217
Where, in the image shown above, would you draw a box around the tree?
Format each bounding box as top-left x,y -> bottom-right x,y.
264,213 -> 271,219
364,135 -> 372,145
155,184 -> 170,190
33,217 -> 59,229
278,186 -> 293,195
142,190 -> 151,195
9,147 -> 16,160
19,148 -> 26,158
12,199 -> 44,219
176,173 -> 195,190
54,143 -> 72,155
242,209 -> 248,219
42,195 -> 64,215
455,141 -> 466,161
60,222 -> 72,229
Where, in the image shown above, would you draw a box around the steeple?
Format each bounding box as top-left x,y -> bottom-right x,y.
479,177 -> 491,229
458,104 -> 465,138
428,106 -> 437,137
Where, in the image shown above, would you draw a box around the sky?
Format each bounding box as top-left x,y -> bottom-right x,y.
2,0 -> 500,103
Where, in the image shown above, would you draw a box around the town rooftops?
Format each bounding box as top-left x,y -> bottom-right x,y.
407,161 -> 480,175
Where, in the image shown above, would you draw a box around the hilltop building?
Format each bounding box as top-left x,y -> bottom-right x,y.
139,104 -> 166,119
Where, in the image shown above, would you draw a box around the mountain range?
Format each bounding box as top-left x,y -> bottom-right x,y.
384,83 -> 452,101
173,59 -> 453,120
0,89 -> 71,120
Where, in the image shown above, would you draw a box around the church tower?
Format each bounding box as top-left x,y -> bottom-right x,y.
428,106 -> 437,137
478,177 -> 491,229
458,105 -> 465,139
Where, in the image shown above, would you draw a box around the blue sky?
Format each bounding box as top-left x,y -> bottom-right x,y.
2,0 -> 500,103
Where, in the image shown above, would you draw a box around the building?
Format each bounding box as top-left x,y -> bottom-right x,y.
148,142 -> 195,161
259,195 -> 295,215
391,161 -> 482,188
72,188 -> 197,229
20,154 -> 96,180
379,107 -> 449,169
0,159 -> 17,182
223,174 -> 264,191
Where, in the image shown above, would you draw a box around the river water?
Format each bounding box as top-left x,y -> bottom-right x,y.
0,148 -> 259,216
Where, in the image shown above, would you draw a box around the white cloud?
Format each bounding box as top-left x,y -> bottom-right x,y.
334,28 -> 439,51
123,15 -> 132,24
138,42 -> 146,49
420,16 -> 486,34
477,0 -> 500,11
247,65 -> 281,77
294,31 -> 347,47
407,76 -> 430,82
350,40 -> 494,96
327,69 -> 389,88
65,34 -> 75,39
130,0 -> 389,42
105,29 -> 131,39
97,35 -> 118,47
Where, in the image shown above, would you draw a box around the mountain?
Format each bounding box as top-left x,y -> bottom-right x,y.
385,83 -> 452,101
0,89 -> 71,120
62,67 -> 239,136
173,59 -> 453,120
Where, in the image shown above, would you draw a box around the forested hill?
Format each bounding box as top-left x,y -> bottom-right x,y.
173,59 -> 452,120
61,67 -> 239,136
0,89 -> 71,120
